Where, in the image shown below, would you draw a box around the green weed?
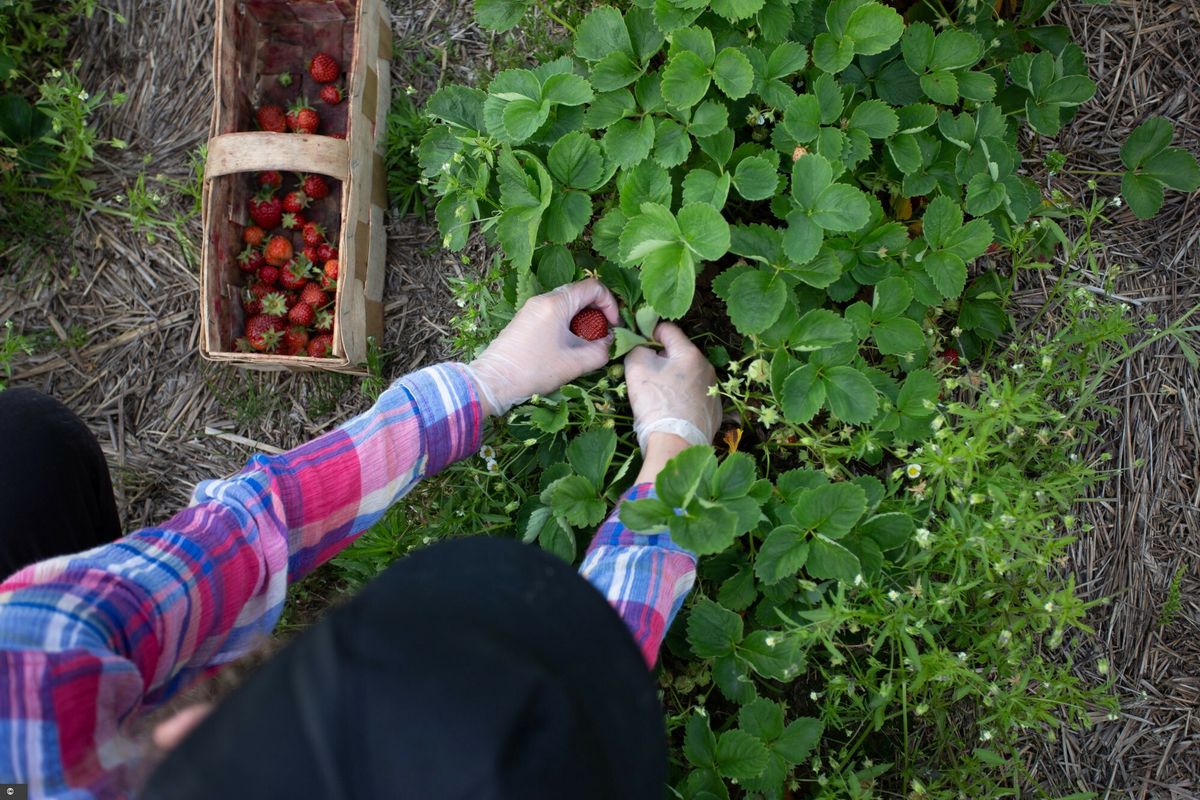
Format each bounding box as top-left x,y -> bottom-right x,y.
0,320 -> 33,389
1158,564 -> 1186,627
385,91 -> 431,216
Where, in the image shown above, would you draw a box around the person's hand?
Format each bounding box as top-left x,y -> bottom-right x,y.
467,279 -> 619,416
625,322 -> 722,458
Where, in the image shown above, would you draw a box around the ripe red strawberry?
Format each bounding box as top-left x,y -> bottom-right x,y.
284,291 -> 300,310
281,212 -> 305,231
247,189 -> 282,229
264,235 -> 293,266
282,190 -> 310,213
319,84 -> 343,105
243,225 -> 265,247
282,326 -> 309,356
260,292 -> 289,318
941,347 -> 960,365
237,246 -> 265,273
308,52 -> 340,83
569,308 -> 609,341
242,283 -> 273,316
303,244 -> 322,264
300,282 -> 328,308
301,221 -> 325,246
308,333 -> 334,358
319,272 -> 337,292
257,265 -> 280,286
258,170 -> 282,189
245,314 -> 286,352
279,256 -> 312,290
288,302 -> 315,327
317,243 -> 337,262
286,98 -> 320,134
256,104 -> 287,133
302,174 -> 330,200
314,309 -> 334,332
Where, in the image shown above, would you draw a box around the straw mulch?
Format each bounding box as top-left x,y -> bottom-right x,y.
1018,2 -> 1200,796
0,0 -> 1196,794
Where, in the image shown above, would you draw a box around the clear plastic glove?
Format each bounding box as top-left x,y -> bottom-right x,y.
465,279 -> 620,416
625,322 -> 722,451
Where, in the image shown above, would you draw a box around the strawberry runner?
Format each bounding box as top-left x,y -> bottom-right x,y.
0,363 -> 696,797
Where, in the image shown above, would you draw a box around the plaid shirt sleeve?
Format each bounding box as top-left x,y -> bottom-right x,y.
580,484 -> 697,667
0,363 -> 483,797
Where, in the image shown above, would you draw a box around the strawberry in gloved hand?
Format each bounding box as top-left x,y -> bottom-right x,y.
465,279 -> 619,416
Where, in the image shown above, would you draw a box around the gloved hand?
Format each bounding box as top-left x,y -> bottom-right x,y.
625,322 -> 722,451
466,279 -> 619,416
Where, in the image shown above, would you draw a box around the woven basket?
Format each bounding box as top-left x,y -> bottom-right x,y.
200,0 -> 391,374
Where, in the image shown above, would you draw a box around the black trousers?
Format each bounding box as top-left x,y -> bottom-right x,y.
0,388 -> 122,577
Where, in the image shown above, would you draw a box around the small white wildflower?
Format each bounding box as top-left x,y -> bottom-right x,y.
853,573 -> 865,586
980,730 -> 993,742
915,527 -> 932,548
764,635 -> 778,647
485,458 -> 500,474
809,690 -> 821,701
887,589 -> 901,602
1044,600 -> 1057,613
1110,196 -> 1123,208
78,89 -> 89,101
988,398 -> 1001,409
404,84 -> 416,96
1012,362 -> 1024,373
479,444 -> 496,460
50,68 -> 62,78
906,463 -> 922,479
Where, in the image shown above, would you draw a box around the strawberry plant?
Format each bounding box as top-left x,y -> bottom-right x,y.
397,0 -> 1200,795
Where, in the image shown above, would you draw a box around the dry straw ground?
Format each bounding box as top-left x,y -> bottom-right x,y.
0,0 -> 1195,795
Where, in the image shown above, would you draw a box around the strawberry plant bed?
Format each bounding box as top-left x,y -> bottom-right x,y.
200,0 -> 391,373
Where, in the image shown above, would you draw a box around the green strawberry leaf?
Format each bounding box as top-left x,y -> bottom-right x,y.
1120,117 -> 1174,170
662,50 -> 712,109
547,131 -> 607,190
781,363 -> 826,423
823,365 -> 878,423
792,482 -> 867,538
574,6 -> 634,62
732,155 -> 780,200
723,269 -> 787,334
755,525 -> 810,583
806,533 -> 862,582
715,730 -> 770,781
688,597 -> 744,658
848,98 -> 898,138
713,47 -> 755,99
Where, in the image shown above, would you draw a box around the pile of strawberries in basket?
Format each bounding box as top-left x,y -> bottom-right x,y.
234,52 -> 345,358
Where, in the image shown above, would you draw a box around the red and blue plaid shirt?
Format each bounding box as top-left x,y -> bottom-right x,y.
0,364 -> 697,797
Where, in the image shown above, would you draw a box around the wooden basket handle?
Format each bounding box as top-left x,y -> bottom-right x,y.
204,132 -> 350,181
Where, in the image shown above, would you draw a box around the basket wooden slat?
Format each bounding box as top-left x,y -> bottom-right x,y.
200,0 -> 390,374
